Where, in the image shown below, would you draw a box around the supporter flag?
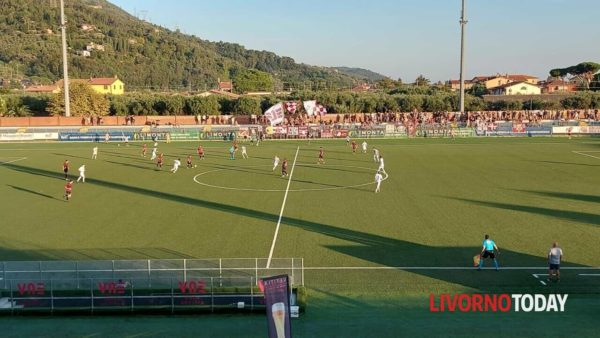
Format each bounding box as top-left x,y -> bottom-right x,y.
262,275 -> 292,338
264,103 -> 285,126
315,103 -> 327,116
303,100 -> 317,116
284,101 -> 297,114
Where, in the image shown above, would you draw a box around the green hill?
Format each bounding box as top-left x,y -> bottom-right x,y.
332,67 -> 388,82
0,0 -> 369,92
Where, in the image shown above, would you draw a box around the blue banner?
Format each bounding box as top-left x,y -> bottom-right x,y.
262,275 -> 292,338
59,132 -> 134,142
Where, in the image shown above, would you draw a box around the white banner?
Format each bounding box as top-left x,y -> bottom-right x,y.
0,133 -> 35,141
303,100 -> 317,116
552,126 -> 580,134
264,103 -> 285,126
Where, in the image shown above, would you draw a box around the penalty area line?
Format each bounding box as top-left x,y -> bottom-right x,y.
266,146 -> 300,269
572,151 -> 600,160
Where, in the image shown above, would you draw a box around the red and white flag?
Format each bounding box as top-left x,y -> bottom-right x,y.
315,103 -> 327,116
284,101 -> 297,114
303,100 -> 317,116
264,103 -> 285,126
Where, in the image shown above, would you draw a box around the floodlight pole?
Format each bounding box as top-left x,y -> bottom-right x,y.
459,0 -> 467,114
60,0 -> 71,117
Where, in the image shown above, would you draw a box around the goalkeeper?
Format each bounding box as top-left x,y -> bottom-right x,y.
477,234 -> 500,271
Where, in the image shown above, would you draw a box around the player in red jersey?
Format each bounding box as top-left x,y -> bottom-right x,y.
197,145 -> 205,160
318,147 -> 325,164
141,143 -> 147,157
186,155 -> 193,169
281,159 -> 288,178
157,153 -> 164,169
64,180 -> 74,200
351,141 -> 357,154
62,160 -> 70,180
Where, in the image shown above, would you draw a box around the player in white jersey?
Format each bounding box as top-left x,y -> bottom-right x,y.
77,165 -> 86,183
150,148 -> 158,161
170,159 -> 181,173
374,170 -> 383,193
272,156 -> 280,171
378,156 -> 386,174
373,148 -> 380,163
92,146 -> 98,159
362,141 -> 368,153
241,146 -> 248,159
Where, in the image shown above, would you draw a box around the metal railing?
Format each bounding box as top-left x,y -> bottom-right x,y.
0,258 -> 304,290
0,276 -> 269,313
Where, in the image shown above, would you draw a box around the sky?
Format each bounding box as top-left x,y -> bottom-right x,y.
109,0 -> 599,82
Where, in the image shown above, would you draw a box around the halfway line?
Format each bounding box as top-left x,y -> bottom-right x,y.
266,146 -> 300,268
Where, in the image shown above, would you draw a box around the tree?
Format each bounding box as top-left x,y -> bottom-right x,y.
376,78 -> 401,90
549,62 -> 600,89
47,83 -> 109,116
231,69 -> 274,93
233,96 -> 261,115
184,96 -> 220,115
467,83 -> 487,97
414,75 -> 430,87
0,96 -> 7,116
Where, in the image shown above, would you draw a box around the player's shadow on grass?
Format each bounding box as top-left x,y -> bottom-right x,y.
532,160 -> 600,167
7,185 -> 64,202
448,197 -> 599,227
52,153 -> 89,160
4,162 -> 586,290
104,160 -> 153,171
295,164 -> 370,175
514,190 -> 600,204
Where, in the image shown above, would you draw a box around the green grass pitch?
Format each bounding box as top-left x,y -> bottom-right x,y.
0,137 -> 599,337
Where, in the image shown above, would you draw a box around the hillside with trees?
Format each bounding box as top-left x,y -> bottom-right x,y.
0,0 -> 367,92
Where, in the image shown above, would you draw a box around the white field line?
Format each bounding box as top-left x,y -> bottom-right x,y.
0,157 -> 27,164
578,274 -> 600,276
572,151 -> 600,160
532,273 -> 549,285
266,146 -> 300,268
303,266 -> 599,270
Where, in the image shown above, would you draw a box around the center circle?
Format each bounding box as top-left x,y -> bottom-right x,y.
193,164 -> 388,192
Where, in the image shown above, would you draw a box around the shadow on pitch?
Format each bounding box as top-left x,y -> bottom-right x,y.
532,160 -> 600,167
52,153 -> 90,160
514,190 -> 600,204
0,246 -> 195,261
4,162 -> 586,291
7,184 -> 64,202
446,196 -> 599,227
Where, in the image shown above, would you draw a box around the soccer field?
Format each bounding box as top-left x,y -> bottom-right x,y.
1,137 -> 599,337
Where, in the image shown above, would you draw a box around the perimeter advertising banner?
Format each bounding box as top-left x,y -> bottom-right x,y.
59,132 -> 134,142
262,275 -> 292,338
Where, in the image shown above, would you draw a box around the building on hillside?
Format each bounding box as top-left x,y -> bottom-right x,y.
198,89 -> 240,99
446,80 -> 473,91
540,80 -> 578,94
80,24 -> 96,31
24,85 -> 61,94
86,42 -> 105,52
472,74 -> 539,89
87,77 -> 124,95
76,50 -> 91,57
488,81 -> 541,95
351,83 -> 372,92
56,76 -> 125,95
218,80 -> 233,92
